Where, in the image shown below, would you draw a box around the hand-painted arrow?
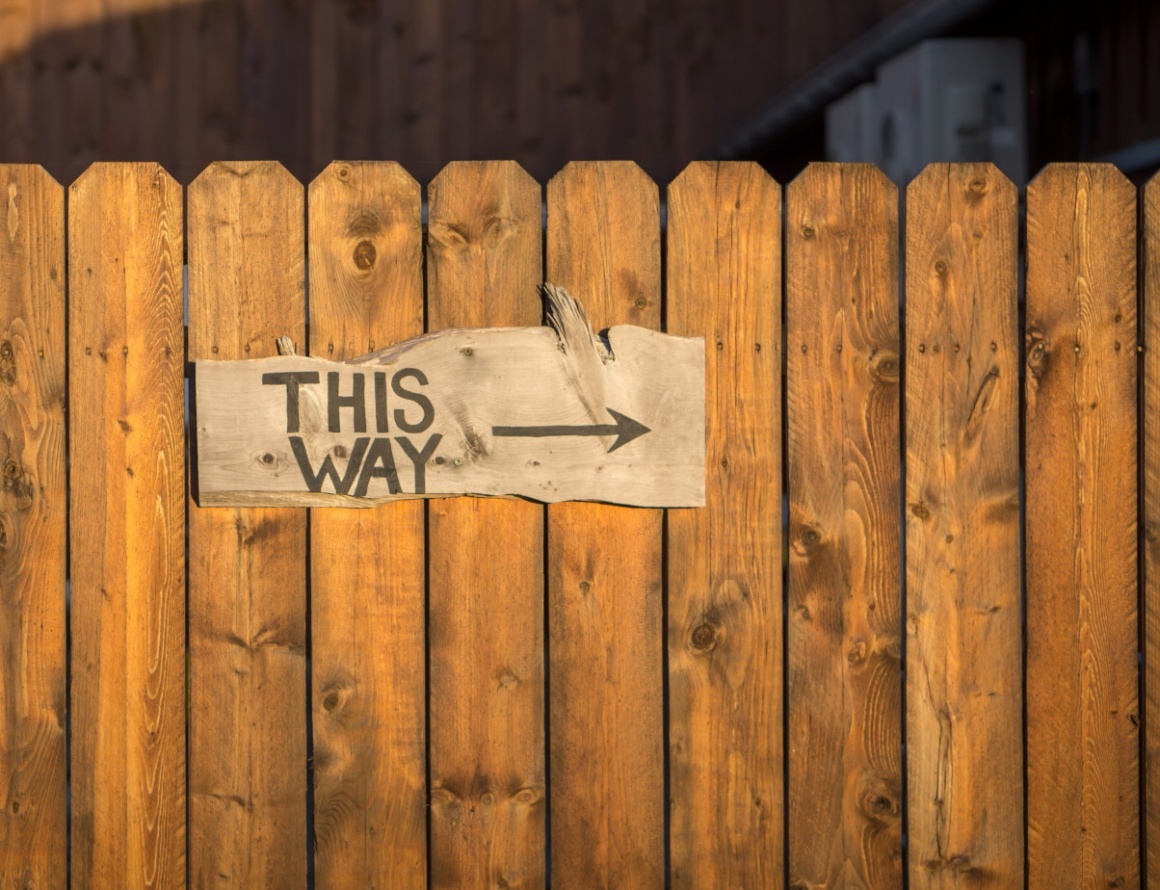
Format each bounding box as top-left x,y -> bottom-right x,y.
492,408 -> 651,453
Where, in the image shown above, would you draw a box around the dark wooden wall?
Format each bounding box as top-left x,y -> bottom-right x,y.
1006,0 -> 1160,172
0,0 -> 912,186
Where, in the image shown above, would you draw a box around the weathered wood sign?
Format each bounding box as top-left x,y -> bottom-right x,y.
194,286 -> 705,507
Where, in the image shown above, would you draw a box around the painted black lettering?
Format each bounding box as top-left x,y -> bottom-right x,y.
374,371 -> 389,432
391,368 -> 434,433
289,436 -> 368,495
262,371 -> 320,433
328,371 -> 367,433
354,437 -> 401,497
395,434 -> 442,495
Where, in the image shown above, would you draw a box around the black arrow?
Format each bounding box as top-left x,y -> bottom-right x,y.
492,408 -> 651,453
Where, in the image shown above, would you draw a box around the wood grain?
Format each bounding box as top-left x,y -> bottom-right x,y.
1147,170 -> 1160,890
546,161 -> 664,889
308,161 -> 427,887
187,161 -> 308,888
426,161 -> 546,889
904,164 -> 1022,888
69,163 -> 185,887
666,161 -> 783,888
0,165 -> 66,889
786,163 -> 903,890
1025,163 -> 1139,890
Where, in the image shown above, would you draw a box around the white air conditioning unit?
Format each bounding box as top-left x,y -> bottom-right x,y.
826,39 -> 1027,186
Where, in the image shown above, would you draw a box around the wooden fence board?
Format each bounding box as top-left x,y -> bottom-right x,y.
426,161 -> 546,889
187,161 -> 308,888
666,161 -> 783,888
904,164 -> 1022,888
0,165 -> 66,888
308,161 -> 427,887
1148,170 -> 1160,890
69,162 -> 185,888
786,163 -> 903,890
546,161 -> 664,889
1025,163 -> 1138,890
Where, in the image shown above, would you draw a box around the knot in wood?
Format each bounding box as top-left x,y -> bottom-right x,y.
861,788 -> 900,819
353,239 -> 377,271
690,622 -> 717,651
0,340 -> 14,384
1026,334 -> 1048,375
870,351 -> 900,384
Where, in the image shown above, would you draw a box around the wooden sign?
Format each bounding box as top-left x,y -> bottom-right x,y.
194,285 -> 705,507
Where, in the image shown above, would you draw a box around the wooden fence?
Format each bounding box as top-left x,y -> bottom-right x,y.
0,158 -> 1156,889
